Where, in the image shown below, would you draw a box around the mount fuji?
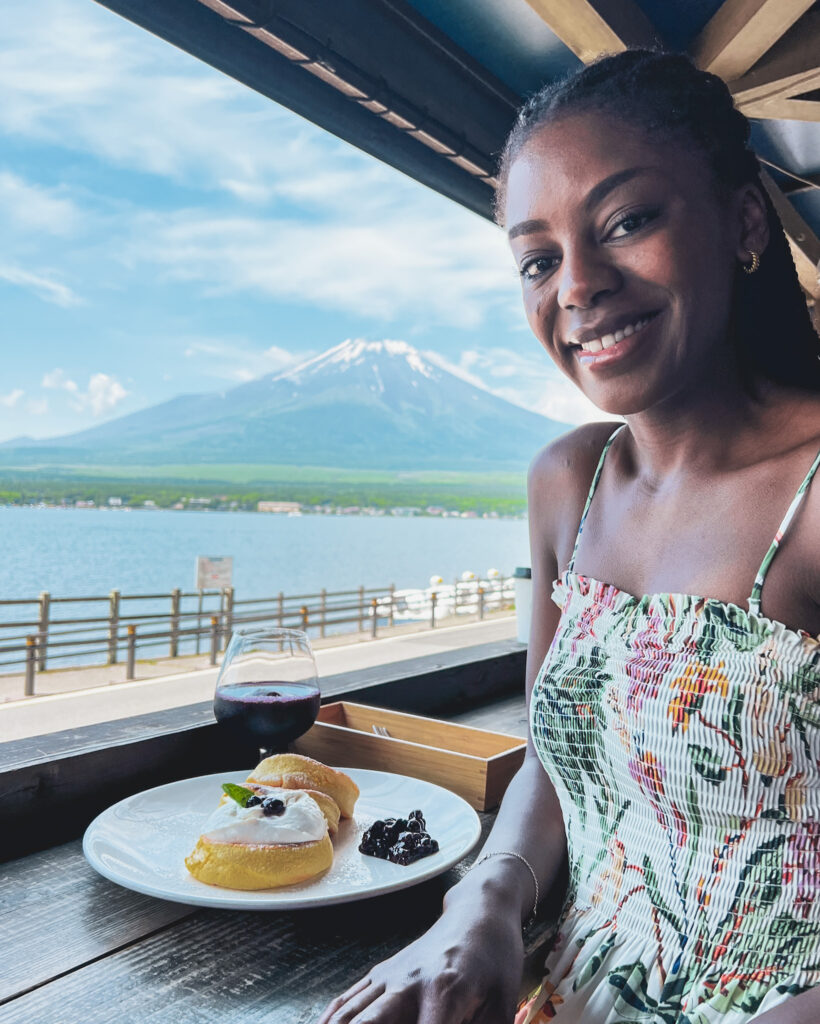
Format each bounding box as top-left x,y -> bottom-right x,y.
0,340 -> 569,470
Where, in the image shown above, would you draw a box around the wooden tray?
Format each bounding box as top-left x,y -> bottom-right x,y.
291,702 -> 526,810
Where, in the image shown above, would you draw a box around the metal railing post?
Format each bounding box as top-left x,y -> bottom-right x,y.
358,585 -> 365,633
37,591 -> 50,672
126,624 -> 137,680
170,588 -> 181,658
430,591 -> 437,629
320,588 -> 327,638
388,583 -> 395,628
209,616 -> 219,666
478,586 -> 485,620
108,589 -> 120,665
453,578 -> 459,616
370,598 -> 378,639
25,636 -> 36,696
278,592 -> 284,648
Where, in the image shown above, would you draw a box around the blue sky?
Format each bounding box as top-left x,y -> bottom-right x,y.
0,0 -> 608,444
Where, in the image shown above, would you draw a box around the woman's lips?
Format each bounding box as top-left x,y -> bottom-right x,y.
574,312 -> 660,368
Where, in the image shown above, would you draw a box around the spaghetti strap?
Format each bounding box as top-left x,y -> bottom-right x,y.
748,445 -> 820,615
567,423 -> 627,574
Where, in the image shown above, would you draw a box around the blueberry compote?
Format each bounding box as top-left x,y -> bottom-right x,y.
359,809 -> 439,865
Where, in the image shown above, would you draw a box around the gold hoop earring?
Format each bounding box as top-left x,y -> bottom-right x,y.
743,251 -> 760,274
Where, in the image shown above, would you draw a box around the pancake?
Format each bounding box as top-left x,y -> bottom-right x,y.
247,754 -> 359,818
185,788 -> 331,890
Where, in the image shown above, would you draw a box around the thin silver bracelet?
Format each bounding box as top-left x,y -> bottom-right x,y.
472,850 -> 540,925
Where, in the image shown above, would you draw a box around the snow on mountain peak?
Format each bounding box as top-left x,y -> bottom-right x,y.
275,338 -> 435,384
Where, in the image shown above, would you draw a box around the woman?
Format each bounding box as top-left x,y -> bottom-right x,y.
319,51 -> 820,1024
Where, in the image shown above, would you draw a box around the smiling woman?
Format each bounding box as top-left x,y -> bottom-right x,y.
319,51 -> 820,1024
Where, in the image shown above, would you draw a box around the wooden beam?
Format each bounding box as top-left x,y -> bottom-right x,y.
522,0 -> 659,64
691,0 -> 814,80
761,171 -> 820,299
741,98 -> 820,121
730,8 -> 820,112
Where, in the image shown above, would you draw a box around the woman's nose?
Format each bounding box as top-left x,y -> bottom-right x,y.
557,245 -> 621,310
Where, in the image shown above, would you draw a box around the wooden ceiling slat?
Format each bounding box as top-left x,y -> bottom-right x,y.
522,0 -> 658,64
761,172 -> 820,299
730,9 -> 820,115
690,0 -> 814,81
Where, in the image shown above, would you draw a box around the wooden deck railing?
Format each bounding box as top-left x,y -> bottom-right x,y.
0,577 -> 515,695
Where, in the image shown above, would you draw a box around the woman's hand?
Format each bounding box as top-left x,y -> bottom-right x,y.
316,895 -> 525,1024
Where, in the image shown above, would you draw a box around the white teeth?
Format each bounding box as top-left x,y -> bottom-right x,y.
576,315 -> 653,353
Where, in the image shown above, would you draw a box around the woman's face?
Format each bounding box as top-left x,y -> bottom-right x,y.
504,112 -> 743,416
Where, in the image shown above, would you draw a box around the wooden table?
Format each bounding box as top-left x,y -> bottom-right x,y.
0,693 -> 543,1023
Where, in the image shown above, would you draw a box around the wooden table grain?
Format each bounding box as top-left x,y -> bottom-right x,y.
0,696 -> 536,1023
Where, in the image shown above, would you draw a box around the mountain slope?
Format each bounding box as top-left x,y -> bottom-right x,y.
0,340 -> 569,470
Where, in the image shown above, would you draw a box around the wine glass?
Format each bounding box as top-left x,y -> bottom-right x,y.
213,626 -> 320,761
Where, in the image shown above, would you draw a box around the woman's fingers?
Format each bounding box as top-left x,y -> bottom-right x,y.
316,977 -> 381,1024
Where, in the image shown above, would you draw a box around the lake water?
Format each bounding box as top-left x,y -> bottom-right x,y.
0,507 -> 530,601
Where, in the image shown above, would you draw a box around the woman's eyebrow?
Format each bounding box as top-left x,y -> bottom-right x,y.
506,165 -> 655,241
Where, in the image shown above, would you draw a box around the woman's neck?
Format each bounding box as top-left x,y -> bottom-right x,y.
622,357 -> 777,481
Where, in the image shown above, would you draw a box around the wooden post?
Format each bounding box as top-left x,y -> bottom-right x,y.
370,598 -> 378,639
170,588 -> 181,658
223,587 -> 234,645
195,588 -> 203,654
320,588 -> 327,638
25,636 -> 36,696
37,591 -> 50,672
209,616 -> 219,666
478,586 -> 485,621
430,591 -> 437,629
388,583 -> 395,628
126,624 -> 137,680
358,585 -> 365,633
300,605 -> 309,632
107,589 -> 120,665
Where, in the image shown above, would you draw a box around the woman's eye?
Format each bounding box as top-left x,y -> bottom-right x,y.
519,256 -> 558,280
607,209 -> 658,239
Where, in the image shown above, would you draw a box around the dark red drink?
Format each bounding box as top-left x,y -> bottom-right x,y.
213,681 -> 321,751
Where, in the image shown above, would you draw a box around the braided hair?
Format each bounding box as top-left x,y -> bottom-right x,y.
495,50 -> 820,393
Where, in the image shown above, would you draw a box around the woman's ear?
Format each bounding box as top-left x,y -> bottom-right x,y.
735,182 -> 770,261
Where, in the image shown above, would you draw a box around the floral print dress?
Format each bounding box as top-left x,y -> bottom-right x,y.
519,426 -> 820,1024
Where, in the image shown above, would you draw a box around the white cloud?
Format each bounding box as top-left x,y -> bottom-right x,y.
0,264 -> 81,307
26,397 -> 48,415
0,388 -> 24,408
76,373 -> 128,416
182,338 -> 300,382
0,171 -> 79,234
42,368 -> 128,416
42,368 -> 79,392
130,208 -> 517,329
441,347 -> 622,427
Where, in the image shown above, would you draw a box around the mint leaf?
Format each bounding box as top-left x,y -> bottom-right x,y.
222,782 -> 256,807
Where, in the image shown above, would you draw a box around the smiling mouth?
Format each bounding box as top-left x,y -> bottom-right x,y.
572,312 -> 659,354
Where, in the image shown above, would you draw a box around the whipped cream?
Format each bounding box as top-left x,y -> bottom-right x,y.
202,789 -> 326,845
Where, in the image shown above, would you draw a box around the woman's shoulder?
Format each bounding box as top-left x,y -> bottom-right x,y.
527,422 -> 622,566
528,420 -> 621,502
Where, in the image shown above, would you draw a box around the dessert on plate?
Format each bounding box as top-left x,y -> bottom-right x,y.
185,754 -> 358,891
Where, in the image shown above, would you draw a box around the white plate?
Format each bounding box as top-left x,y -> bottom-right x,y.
82,767 -> 482,910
